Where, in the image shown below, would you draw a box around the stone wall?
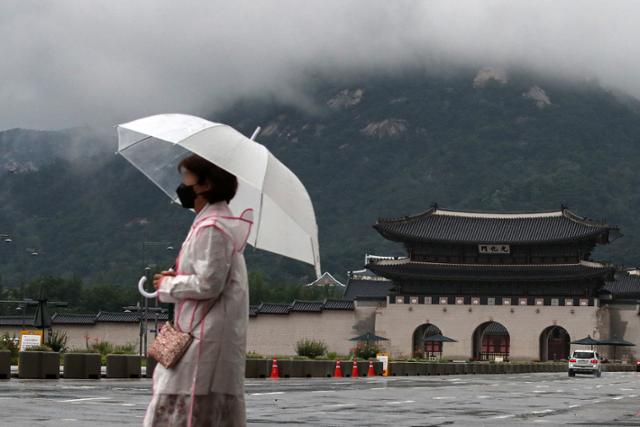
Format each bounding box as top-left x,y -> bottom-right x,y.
0,322 -> 157,350
3,299 -> 637,361
376,302 -> 599,360
598,303 -> 640,360
246,307 -> 375,356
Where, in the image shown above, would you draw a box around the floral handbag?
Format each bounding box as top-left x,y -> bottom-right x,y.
148,321 -> 194,369
148,302 -> 214,369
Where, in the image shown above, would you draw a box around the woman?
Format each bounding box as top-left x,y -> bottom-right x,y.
144,154 -> 252,427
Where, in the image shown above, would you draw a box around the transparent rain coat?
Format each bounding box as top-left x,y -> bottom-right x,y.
144,201 -> 253,427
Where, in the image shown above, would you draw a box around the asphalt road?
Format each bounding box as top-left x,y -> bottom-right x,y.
1,372 -> 639,426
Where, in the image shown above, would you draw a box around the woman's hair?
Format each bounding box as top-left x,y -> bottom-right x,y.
178,154 -> 238,204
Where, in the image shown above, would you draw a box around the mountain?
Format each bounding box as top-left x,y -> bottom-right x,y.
2,67 -> 640,288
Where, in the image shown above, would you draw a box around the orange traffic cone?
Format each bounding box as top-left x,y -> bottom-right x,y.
269,357 -> 279,379
334,360 -> 343,377
351,359 -> 359,378
367,360 -> 376,377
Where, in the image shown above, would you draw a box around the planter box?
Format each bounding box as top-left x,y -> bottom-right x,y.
318,360 -> 336,378
435,363 -> 449,375
63,353 -> 101,379
420,363 -> 435,376
245,358 -> 262,378
261,359 -> 358,378
146,357 -> 157,378
106,355 -> 141,378
273,360 -> 295,378
453,363 -> 465,375
255,359 -> 271,378
389,362 -> 402,376
0,350 -> 10,379
19,351 -> 60,379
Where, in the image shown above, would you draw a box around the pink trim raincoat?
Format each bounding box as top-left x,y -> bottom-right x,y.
144,201 -> 253,427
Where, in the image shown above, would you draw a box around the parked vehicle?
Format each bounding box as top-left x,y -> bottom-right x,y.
568,350 -> 601,377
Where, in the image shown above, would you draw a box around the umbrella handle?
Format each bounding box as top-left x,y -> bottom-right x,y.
138,276 -> 158,299
250,126 -> 261,141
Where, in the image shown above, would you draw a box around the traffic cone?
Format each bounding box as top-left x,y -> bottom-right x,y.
269,357 -> 279,379
367,360 -> 376,377
351,359 -> 359,378
334,360 -> 343,377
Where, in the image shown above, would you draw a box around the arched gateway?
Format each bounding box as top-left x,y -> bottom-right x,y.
412,323 -> 445,359
472,321 -> 510,361
540,326 -> 570,361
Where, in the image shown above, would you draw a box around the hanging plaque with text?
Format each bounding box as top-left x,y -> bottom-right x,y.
478,244 -> 510,254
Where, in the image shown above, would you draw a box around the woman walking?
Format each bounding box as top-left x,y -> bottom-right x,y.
144,154 -> 252,427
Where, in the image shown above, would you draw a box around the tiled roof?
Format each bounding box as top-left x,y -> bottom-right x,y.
343,279 -> 394,300
257,303 -> 291,315
290,300 -> 324,312
250,299 -> 355,317
0,316 -> 33,326
0,310 -> 169,326
305,272 -> 345,287
51,313 -> 96,325
602,272 -> 640,298
323,300 -> 354,310
374,207 -> 619,244
367,259 -> 614,282
249,305 -> 259,317
96,311 -> 168,322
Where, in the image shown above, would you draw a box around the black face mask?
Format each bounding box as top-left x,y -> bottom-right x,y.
176,184 -> 197,209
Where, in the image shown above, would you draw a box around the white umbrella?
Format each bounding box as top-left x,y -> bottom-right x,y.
116,114 -> 321,279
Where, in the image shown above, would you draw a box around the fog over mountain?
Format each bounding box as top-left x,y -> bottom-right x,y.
1,1 -> 640,131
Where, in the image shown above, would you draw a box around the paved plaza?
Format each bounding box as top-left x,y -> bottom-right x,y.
1,372 -> 640,426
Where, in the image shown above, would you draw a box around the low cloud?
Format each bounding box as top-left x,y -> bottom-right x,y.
1,1 -> 639,130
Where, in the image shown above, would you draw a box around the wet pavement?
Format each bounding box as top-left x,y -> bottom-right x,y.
1,372 -> 639,426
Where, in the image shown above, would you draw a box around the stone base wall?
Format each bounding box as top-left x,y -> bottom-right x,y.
376,303 -> 599,360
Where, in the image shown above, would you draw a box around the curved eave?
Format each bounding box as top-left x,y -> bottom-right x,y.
366,262 -> 615,283
373,207 -> 619,246
373,223 -> 617,246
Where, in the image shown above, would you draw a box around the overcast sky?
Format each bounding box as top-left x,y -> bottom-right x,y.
1,1 -> 638,131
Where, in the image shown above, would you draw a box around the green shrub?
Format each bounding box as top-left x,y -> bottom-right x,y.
0,333 -> 19,364
351,342 -> 380,360
295,338 -> 327,359
88,339 -> 114,355
112,343 -> 137,355
47,329 -> 68,352
66,347 -> 99,353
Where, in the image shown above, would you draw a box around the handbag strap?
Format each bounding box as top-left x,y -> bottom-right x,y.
175,300 -> 215,334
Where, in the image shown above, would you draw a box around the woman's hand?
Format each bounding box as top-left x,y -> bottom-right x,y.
153,271 -> 177,290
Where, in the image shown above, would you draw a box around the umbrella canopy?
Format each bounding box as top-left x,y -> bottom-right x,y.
349,332 -> 389,342
117,114 -> 321,277
598,338 -> 635,346
423,334 -> 457,343
570,335 -> 602,346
